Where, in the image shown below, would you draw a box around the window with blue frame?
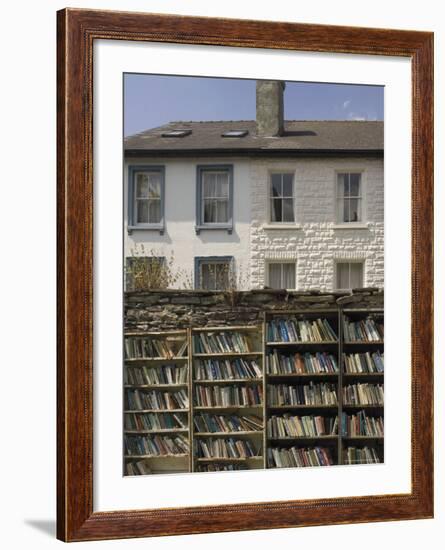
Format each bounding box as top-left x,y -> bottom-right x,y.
196,165 -> 233,234
128,166 -> 165,233
195,256 -> 234,290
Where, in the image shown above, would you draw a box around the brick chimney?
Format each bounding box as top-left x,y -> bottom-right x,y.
256,80 -> 285,137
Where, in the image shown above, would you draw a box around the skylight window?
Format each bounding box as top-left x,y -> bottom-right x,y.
221,130 -> 248,138
161,129 -> 192,138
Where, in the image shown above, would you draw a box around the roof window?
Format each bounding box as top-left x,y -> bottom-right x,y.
221,130 -> 248,138
161,129 -> 192,138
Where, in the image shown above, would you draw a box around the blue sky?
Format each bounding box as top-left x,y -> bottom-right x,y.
124,74 -> 383,137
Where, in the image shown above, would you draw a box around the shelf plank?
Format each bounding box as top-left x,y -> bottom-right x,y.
125,454 -> 189,459
342,309 -> 383,314
124,383 -> 188,389
343,372 -> 384,377
196,456 -> 263,462
124,409 -> 189,413
267,373 -> 339,379
194,431 -> 263,437
125,357 -> 189,364
266,341 -> 338,346
124,429 -> 189,434
194,378 -> 262,384
343,341 -> 384,345
268,404 -> 338,409
267,463 -> 335,469
342,435 -> 384,440
268,435 -> 338,441
342,404 -> 384,408
194,405 -> 262,410
193,352 -> 263,358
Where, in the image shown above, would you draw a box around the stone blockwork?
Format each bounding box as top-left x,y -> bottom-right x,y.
249,157 -> 384,290
125,288 -> 383,332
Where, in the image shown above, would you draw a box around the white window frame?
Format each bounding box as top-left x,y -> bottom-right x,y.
335,260 -> 365,290
335,170 -> 366,225
268,171 -> 296,224
266,261 -> 297,290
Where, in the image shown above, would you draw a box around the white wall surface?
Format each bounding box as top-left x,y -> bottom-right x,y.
1,1 -> 443,550
124,157 -> 251,288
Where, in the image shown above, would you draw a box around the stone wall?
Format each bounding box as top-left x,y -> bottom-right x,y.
124,288 -> 383,332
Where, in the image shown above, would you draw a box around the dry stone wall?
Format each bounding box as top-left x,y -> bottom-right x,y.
124,288 -> 383,332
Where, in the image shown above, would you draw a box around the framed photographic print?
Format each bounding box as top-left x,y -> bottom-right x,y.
57,8 -> 434,542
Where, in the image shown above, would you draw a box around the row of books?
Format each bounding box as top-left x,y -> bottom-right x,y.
341,411 -> 384,437
267,382 -> 338,406
125,389 -> 189,411
343,317 -> 384,342
267,318 -> 337,343
196,464 -> 247,472
267,351 -> 338,375
343,384 -> 384,406
194,384 -> 263,407
124,337 -> 188,360
267,446 -> 333,468
124,434 -> 189,456
267,414 -> 338,438
193,332 -> 253,354
196,438 -> 259,459
344,446 -> 381,464
124,412 -> 188,431
343,351 -> 384,374
125,460 -> 152,476
124,364 -> 188,386
123,353 -> 383,386
194,414 -> 263,434
194,358 -> 262,381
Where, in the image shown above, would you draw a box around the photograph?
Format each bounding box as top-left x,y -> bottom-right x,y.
52,5 -> 434,542
122,74 -> 385,476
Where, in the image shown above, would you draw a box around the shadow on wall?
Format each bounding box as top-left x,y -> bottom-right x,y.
24,519 -> 56,538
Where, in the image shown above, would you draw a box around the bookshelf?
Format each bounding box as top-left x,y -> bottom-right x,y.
264,310 -> 340,468
123,307 -> 383,475
191,325 -> 265,472
123,329 -> 191,476
341,309 -> 384,465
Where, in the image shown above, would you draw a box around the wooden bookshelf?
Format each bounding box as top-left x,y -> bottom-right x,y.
123,329 -> 191,476
340,308 -> 384,464
191,325 -> 265,472
123,307 -> 384,475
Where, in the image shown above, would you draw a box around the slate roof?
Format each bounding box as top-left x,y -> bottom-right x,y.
124,120 -> 383,157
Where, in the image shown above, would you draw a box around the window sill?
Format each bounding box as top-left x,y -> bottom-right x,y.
262,224 -> 302,230
127,225 -> 164,235
332,223 -> 370,230
195,225 -> 233,235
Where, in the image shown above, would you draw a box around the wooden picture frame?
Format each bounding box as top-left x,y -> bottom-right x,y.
57,8 -> 434,542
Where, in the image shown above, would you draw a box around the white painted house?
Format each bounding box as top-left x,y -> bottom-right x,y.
124,81 -> 383,292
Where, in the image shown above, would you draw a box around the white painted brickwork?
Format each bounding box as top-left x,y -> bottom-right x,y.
249,157 -> 384,290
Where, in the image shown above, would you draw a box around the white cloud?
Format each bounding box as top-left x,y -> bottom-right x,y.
342,99 -> 351,109
347,111 -> 366,121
